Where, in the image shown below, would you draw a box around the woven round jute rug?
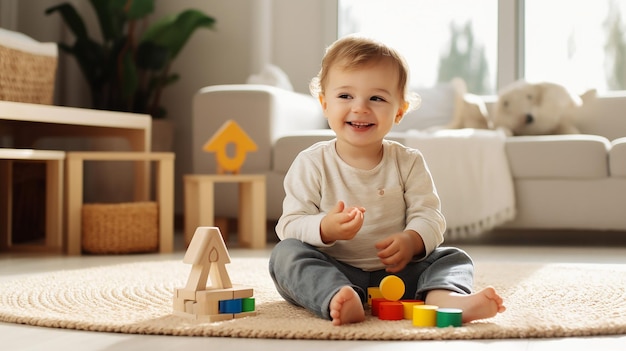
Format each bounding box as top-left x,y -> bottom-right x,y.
1,258 -> 626,340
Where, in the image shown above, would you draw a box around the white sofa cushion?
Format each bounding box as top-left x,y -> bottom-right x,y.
505,135 -> 611,179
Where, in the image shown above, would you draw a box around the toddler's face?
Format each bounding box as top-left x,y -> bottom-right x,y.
319,59 -> 407,148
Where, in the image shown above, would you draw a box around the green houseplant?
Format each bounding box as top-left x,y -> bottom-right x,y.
46,0 -> 215,118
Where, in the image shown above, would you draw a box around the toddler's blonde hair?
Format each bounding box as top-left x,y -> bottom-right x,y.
310,35 -> 420,112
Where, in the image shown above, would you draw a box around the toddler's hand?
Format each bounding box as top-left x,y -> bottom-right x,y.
320,201 -> 365,243
375,231 -> 422,273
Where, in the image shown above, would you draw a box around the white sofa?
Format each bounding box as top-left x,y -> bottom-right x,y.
192,84 -> 626,232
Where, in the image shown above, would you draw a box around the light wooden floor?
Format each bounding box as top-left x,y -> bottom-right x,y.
2,230 -> 626,351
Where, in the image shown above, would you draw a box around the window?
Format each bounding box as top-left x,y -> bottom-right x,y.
525,0 -> 626,93
338,0 -> 497,94
339,0 -> 626,94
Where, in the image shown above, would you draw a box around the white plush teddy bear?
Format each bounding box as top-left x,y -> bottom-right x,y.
492,80 -> 596,136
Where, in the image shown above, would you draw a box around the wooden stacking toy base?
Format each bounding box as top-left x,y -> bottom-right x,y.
173,227 -> 256,321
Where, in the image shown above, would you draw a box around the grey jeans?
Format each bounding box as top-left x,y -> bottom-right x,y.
268,238 -> 474,320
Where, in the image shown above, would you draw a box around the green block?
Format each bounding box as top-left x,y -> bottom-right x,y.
242,297 -> 255,312
436,308 -> 462,328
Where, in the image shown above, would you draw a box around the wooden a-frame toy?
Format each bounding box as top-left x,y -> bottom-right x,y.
203,120 -> 257,174
173,226 -> 256,321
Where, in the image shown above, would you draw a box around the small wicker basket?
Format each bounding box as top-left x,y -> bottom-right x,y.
82,202 -> 159,254
0,40 -> 57,105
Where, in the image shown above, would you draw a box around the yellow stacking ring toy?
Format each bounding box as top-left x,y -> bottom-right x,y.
379,275 -> 405,301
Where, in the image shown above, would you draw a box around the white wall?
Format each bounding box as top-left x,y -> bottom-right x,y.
272,0 -> 337,92
1,0 -> 338,214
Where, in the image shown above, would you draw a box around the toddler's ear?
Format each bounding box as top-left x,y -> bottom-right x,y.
318,94 -> 327,112
394,101 -> 410,124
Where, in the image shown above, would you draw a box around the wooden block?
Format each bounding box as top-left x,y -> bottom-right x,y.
436,308 -> 463,328
183,227 -> 231,265
400,300 -> 424,320
193,300 -> 213,315
196,313 -> 234,322
233,286 -> 254,299
219,299 -> 242,314
172,295 -> 187,312
371,297 -> 387,316
234,311 -> 257,319
378,301 -> 404,321
175,287 -> 197,301
367,287 -> 383,306
173,310 -> 233,322
184,264 -> 210,292
413,305 -> 439,327
241,297 -> 255,312
183,227 -> 213,264
196,288 -> 235,301
172,310 -> 195,319
195,289 -> 234,315
185,300 -> 196,314
209,262 -> 233,289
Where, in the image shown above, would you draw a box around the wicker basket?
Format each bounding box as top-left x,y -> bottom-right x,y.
0,31 -> 57,105
82,202 -> 159,254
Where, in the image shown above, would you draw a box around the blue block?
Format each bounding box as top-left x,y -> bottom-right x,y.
219,298 -> 243,314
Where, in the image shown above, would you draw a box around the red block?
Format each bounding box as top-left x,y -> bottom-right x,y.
371,297 -> 387,316
378,301 -> 404,320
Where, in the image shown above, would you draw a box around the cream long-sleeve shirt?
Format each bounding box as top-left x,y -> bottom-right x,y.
275,139 -> 446,271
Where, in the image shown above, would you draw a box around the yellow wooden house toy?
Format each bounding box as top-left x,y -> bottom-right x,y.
203,120 -> 257,174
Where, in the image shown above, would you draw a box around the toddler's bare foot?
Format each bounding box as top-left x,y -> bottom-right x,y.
329,286 -> 365,326
425,286 -> 505,323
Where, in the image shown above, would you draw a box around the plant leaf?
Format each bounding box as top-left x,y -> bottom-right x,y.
120,51 -> 139,99
125,0 -> 155,20
89,0 -> 123,42
45,3 -> 89,40
88,0 -> 154,42
141,9 -> 215,60
150,73 -> 179,91
164,73 -> 179,86
70,38 -> 107,90
136,41 -> 169,71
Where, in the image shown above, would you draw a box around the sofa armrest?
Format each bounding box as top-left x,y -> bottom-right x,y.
192,84 -> 326,175
610,137 -> 626,177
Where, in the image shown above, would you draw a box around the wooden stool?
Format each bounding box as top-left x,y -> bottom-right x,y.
184,174 -> 266,249
0,148 -> 65,252
65,152 -> 174,255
